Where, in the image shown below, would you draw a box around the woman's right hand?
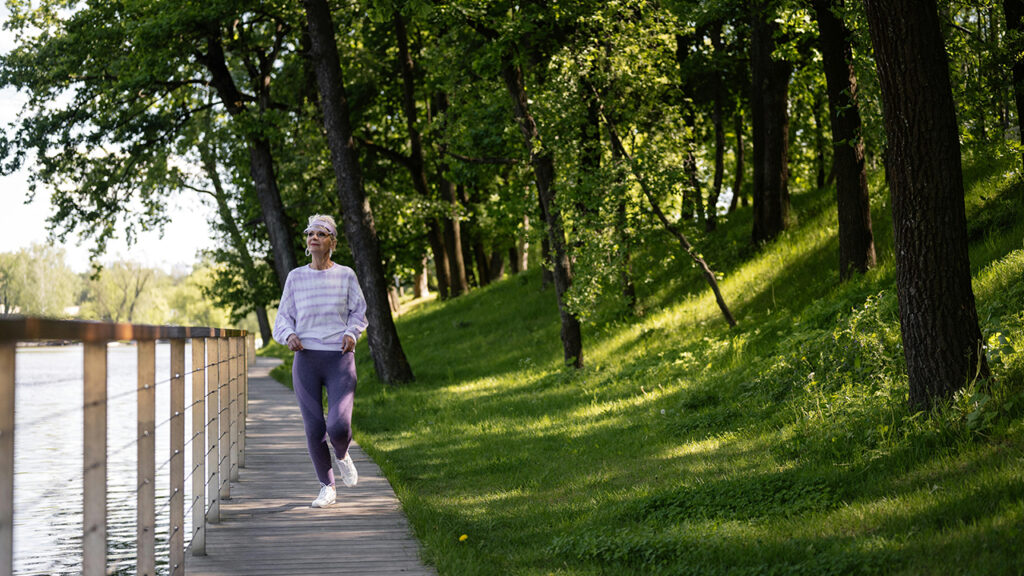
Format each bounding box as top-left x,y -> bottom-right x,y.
286,334 -> 304,351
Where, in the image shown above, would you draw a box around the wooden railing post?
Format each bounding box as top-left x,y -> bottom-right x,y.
206,338 -> 220,524
218,337 -> 231,501
0,343 -> 14,576
190,338 -> 207,555
137,340 -> 156,576
229,338 -> 239,482
239,337 -> 247,469
82,342 -> 107,576
169,339 -> 185,576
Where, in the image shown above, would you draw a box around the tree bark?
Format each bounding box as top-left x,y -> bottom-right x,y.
502,62 -> 583,368
1004,0 -> 1024,170
750,2 -> 792,243
197,34 -> 297,289
303,0 -> 414,384
864,0 -> 989,409
812,0 -> 877,280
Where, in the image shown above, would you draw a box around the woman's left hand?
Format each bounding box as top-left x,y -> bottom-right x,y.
341,335 -> 356,353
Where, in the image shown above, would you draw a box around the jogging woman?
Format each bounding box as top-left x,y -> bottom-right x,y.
272,214 -> 367,508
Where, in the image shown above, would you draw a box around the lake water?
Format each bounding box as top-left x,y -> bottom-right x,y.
13,343 -> 204,575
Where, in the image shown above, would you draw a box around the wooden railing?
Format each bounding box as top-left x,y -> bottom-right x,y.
0,317 -> 254,576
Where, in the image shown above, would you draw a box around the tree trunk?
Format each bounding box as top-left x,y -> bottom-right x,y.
488,251 -> 505,282
432,92 -> 469,296
812,0 -> 877,280
615,174 -> 638,314
455,185 -> 486,287
303,0 -> 414,384
414,255 -> 429,298
729,108 -> 746,213
508,246 -> 521,274
750,2 -> 792,243
388,285 -> 401,315
864,0 -> 989,409
707,25 -> 726,231
197,135 -> 274,346
429,222 -> 452,299
442,209 -> 468,295
518,214 -> 530,272
393,12 -> 452,300
502,62 -> 584,368
197,34 -> 297,289
812,88 -> 827,190
1005,0 -> 1024,170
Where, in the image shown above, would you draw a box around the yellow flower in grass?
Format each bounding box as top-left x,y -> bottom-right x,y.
459,534 -> 468,542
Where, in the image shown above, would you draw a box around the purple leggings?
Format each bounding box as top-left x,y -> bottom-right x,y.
292,349 -> 357,486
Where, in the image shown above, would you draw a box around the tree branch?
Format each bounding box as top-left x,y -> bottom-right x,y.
446,151 -> 519,165
355,136 -> 413,169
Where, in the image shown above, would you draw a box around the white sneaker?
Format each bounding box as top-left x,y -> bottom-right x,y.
311,483 -> 336,508
337,452 -> 358,487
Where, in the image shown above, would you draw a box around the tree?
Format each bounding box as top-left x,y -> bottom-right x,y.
502,62 -> 584,367
811,0 -> 877,280
80,261 -> 160,323
303,0 -> 415,384
863,0 -> 989,408
750,0 -> 793,243
0,245 -> 78,317
0,0 -> 304,289
1005,0 -> 1024,169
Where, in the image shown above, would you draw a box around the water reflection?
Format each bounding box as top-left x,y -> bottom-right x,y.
14,343 -> 202,575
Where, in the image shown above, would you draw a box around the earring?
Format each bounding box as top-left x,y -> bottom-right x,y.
304,247 -> 311,257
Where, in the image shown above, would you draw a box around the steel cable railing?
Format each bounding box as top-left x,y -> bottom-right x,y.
0,320 -> 253,576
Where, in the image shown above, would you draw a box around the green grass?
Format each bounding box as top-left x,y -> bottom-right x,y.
272,156 -> 1024,575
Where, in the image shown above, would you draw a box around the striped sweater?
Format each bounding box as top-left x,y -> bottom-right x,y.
272,263 -> 369,351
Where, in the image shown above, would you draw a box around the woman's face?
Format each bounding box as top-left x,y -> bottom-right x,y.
306,229 -> 335,258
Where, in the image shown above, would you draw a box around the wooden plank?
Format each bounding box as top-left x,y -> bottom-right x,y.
169,339 -> 185,576
137,340 -> 156,576
185,357 -> 435,576
190,338 -> 207,556
0,343 -> 13,576
82,342 -> 107,576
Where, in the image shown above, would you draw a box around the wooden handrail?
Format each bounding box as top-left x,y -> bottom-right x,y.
0,317 -> 246,342
0,317 -> 250,576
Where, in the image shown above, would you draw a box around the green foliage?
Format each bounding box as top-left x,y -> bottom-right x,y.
0,244 -> 79,317
325,153 -> 1024,576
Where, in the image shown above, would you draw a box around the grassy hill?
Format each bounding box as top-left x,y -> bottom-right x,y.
271,152 -> 1024,575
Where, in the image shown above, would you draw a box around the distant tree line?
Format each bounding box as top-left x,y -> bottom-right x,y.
0,244 -> 251,331
1,0 -> 1015,405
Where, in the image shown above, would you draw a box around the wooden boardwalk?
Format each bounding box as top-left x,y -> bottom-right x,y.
185,357 -> 435,576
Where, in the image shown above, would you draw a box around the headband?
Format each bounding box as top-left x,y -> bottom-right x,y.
303,218 -> 337,237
